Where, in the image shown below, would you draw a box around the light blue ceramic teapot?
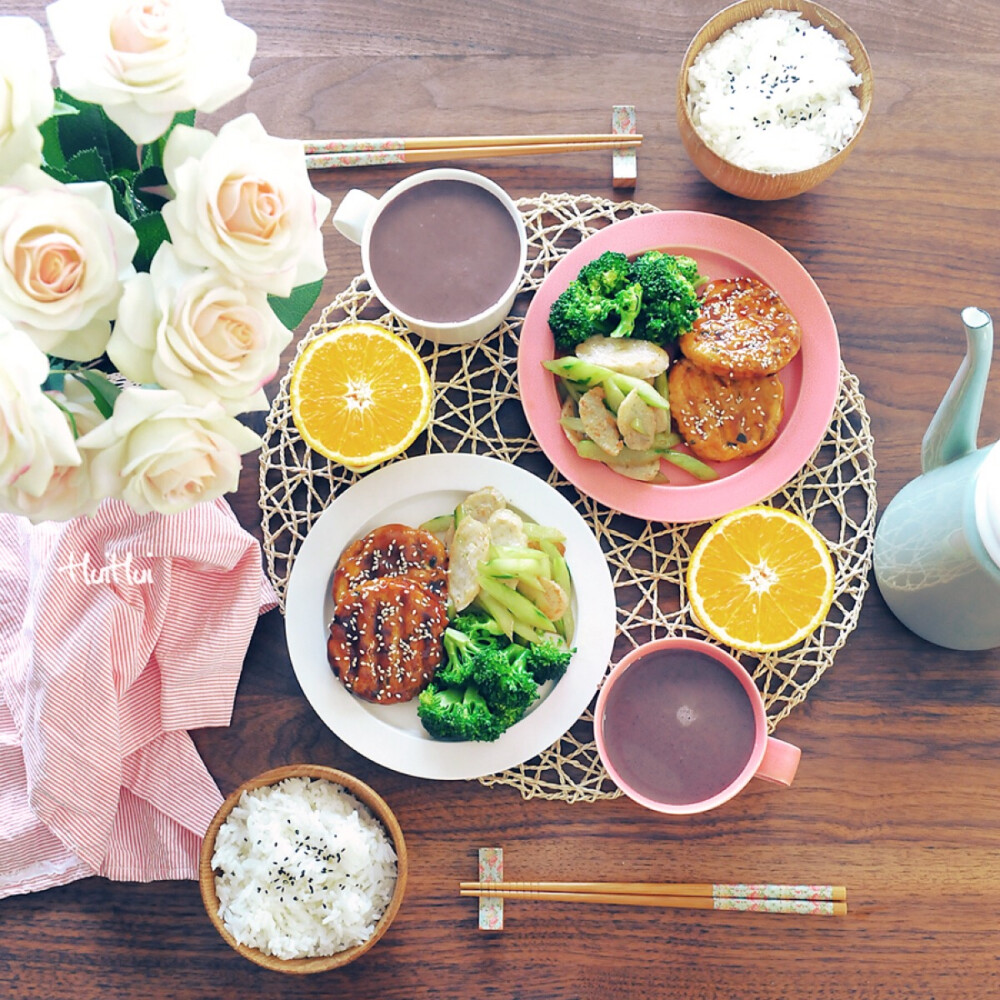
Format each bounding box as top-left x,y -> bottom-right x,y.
873,307 -> 1000,650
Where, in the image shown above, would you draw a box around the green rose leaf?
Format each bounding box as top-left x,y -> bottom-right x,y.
65,147 -> 111,184
43,368 -> 66,393
132,213 -> 171,273
70,370 -> 122,421
56,90 -> 138,175
40,116 -> 69,173
268,280 -> 325,331
39,162 -> 77,185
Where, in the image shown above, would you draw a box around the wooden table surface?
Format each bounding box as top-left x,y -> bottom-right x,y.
4,2 -> 999,998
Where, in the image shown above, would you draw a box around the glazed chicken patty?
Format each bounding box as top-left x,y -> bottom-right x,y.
327,523 -> 449,704
331,522 -> 447,607
327,576 -> 448,703
668,357 -> 785,462
680,276 -> 802,378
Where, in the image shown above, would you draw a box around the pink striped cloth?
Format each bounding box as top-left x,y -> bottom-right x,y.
0,497 -> 276,898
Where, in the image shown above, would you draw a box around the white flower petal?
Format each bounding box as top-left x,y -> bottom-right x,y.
48,0 -> 256,145
0,17 -> 53,182
77,386 -> 259,515
0,320 -> 81,509
161,113 -> 329,296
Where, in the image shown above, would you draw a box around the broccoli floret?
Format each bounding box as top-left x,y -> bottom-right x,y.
417,684 -> 504,742
548,252 -> 644,350
437,623 -> 507,688
576,251 -> 633,297
420,619 -> 547,741
628,250 -> 706,344
473,645 -> 540,718
548,282 -> 617,349
450,610 -> 506,640
672,254 -> 705,287
525,638 -> 575,684
605,283 -> 642,339
419,617 -> 576,742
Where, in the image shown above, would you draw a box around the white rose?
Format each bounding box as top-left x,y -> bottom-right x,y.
78,386 -> 261,515
0,17 -> 54,182
162,113 -> 331,297
0,165 -> 138,361
108,243 -> 291,415
12,378 -> 106,523
0,318 -> 82,515
47,0 -> 256,145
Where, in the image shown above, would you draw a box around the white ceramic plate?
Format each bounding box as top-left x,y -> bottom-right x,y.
285,454 -> 617,780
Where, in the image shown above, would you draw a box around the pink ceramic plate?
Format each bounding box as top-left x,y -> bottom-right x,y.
518,211 -> 841,522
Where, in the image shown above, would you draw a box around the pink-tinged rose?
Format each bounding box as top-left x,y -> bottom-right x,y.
109,243 -> 292,414
0,17 -> 54,183
0,165 -> 138,361
0,318 -> 82,516
78,386 -> 261,515
162,114 -> 331,297
47,0 -> 256,145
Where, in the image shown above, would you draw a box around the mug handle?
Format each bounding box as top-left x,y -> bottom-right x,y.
755,736 -> 801,787
332,188 -> 379,245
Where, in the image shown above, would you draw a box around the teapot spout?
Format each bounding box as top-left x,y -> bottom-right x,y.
920,306 -> 994,473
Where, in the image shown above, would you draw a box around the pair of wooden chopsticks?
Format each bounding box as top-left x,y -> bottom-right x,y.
460,881 -> 848,916
303,133 -> 642,169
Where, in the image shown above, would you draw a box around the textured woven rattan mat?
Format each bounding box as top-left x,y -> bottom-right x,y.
259,193 -> 877,802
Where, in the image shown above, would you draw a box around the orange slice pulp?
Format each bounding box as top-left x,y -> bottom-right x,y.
289,322 -> 433,471
687,505 -> 836,653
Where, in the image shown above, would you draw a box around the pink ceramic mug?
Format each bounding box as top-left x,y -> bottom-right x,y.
594,637 -> 800,815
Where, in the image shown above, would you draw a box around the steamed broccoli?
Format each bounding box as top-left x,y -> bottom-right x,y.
628,251 -> 706,345
439,641 -> 511,692
436,619 -> 507,688
525,637 -> 575,684
418,614 -> 572,742
451,610 -> 506,641
421,642 -> 540,742
548,251 -> 643,349
671,254 -> 704,287
576,250 -> 633,297
417,685 -> 503,742
548,283 -> 616,346
473,645 -> 539,717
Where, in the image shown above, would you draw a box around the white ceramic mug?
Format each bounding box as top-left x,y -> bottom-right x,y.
332,168 -> 527,345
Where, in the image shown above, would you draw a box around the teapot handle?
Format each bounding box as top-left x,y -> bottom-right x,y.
920,307 -> 994,473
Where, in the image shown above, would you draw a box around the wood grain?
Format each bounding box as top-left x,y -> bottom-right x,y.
3,1 -> 999,998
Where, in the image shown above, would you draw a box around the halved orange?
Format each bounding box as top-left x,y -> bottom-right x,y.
687,506 -> 835,653
289,322 -> 433,471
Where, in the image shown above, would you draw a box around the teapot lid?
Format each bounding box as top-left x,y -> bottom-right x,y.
975,440 -> 1000,570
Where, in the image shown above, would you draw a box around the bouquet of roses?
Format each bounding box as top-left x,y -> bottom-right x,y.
0,0 -> 331,523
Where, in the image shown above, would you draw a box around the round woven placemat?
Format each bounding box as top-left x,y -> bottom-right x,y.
259,192 -> 877,803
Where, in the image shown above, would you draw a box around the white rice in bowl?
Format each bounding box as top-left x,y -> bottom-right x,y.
211,777 -> 398,960
686,8 -> 864,174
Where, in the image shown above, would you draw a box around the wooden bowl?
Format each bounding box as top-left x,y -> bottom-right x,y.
677,0 -> 873,200
199,764 -> 408,974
